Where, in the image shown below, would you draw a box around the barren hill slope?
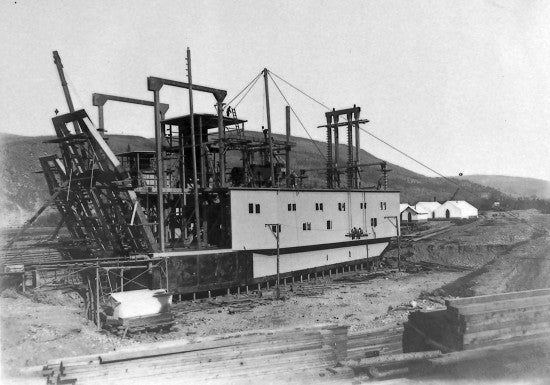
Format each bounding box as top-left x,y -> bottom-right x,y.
463,174 -> 550,200
0,131 -> 503,227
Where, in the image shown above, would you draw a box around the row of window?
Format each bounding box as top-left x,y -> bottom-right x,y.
300,219 -> 377,231
250,202 -> 388,214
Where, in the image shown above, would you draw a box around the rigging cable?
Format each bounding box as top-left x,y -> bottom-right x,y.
234,74 -> 262,109
269,72 -> 547,233
267,71 -> 327,162
225,71 -> 263,107
269,70 -> 331,111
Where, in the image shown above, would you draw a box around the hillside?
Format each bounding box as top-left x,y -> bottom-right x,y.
0,131 -> 505,227
463,174 -> 550,200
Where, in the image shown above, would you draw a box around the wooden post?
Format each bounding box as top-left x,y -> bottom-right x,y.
164,257 -> 169,290
120,268 -> 124,292
153,88 -> 165,251
285,105 -> 291,187
276,225 -> 280,299
187,48 -> 201,250
95,266 -> 101,330
263,69 -> 275,186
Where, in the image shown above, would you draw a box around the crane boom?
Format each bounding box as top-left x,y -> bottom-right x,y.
53,51 -> 80,133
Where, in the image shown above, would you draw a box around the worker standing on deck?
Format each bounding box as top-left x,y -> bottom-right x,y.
290,171 -> 297,188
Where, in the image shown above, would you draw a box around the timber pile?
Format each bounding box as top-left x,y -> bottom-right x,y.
347,325 -> 403,361
404,288 -> 550,352
39,324 -> 350,384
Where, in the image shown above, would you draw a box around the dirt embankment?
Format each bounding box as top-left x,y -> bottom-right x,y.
387,212 -> 543,270
385,211 -> 550,297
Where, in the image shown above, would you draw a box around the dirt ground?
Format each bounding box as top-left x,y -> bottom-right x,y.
1,209 -> 549,382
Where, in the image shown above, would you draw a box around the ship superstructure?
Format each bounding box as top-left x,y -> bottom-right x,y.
38,50 -> 400,296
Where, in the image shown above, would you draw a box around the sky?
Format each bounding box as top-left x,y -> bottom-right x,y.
1,0 -> 549,181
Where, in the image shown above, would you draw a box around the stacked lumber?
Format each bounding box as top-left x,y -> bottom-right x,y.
347,325 -> 403,360
404,288 -> 550,352
40,324 -> 350,384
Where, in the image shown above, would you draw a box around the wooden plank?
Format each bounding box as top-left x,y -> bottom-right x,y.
462,309 -> 550,333
59,342 -> 328,381
79,360 -> 332,385
346,334 -> 402,349
463,322 -> 550,347
60,349 -> 333,384
448,294 -> 550,315
101,331 -> 324,364
445,288 -> 550,308
47,324 -> 336,367
460,303 -> 550,326
58,335 -> 325,379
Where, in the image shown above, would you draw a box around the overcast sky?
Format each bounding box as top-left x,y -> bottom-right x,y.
1,0 -> 549,181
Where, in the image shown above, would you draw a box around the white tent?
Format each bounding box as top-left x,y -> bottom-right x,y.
434,200 -> 478,219
415,202 -> 441,219
401,205 -> 429,223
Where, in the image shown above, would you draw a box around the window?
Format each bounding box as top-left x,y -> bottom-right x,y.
249,203 -> 261,214
288,203 -> 297,211
307,222 -> 312,230
292,203 -> 296,211
315,203 -> 324,211
370,218 -> 378,227
327,220 -> 332,230
380,202 -> 387,210
360,202 -> 367,209
302,222 -> 311,231
288,203 -> 292,211
338,202 -> 346,211
270,224 -> 282,233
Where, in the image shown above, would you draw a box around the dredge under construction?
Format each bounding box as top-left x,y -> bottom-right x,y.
5,49 -> 400,326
